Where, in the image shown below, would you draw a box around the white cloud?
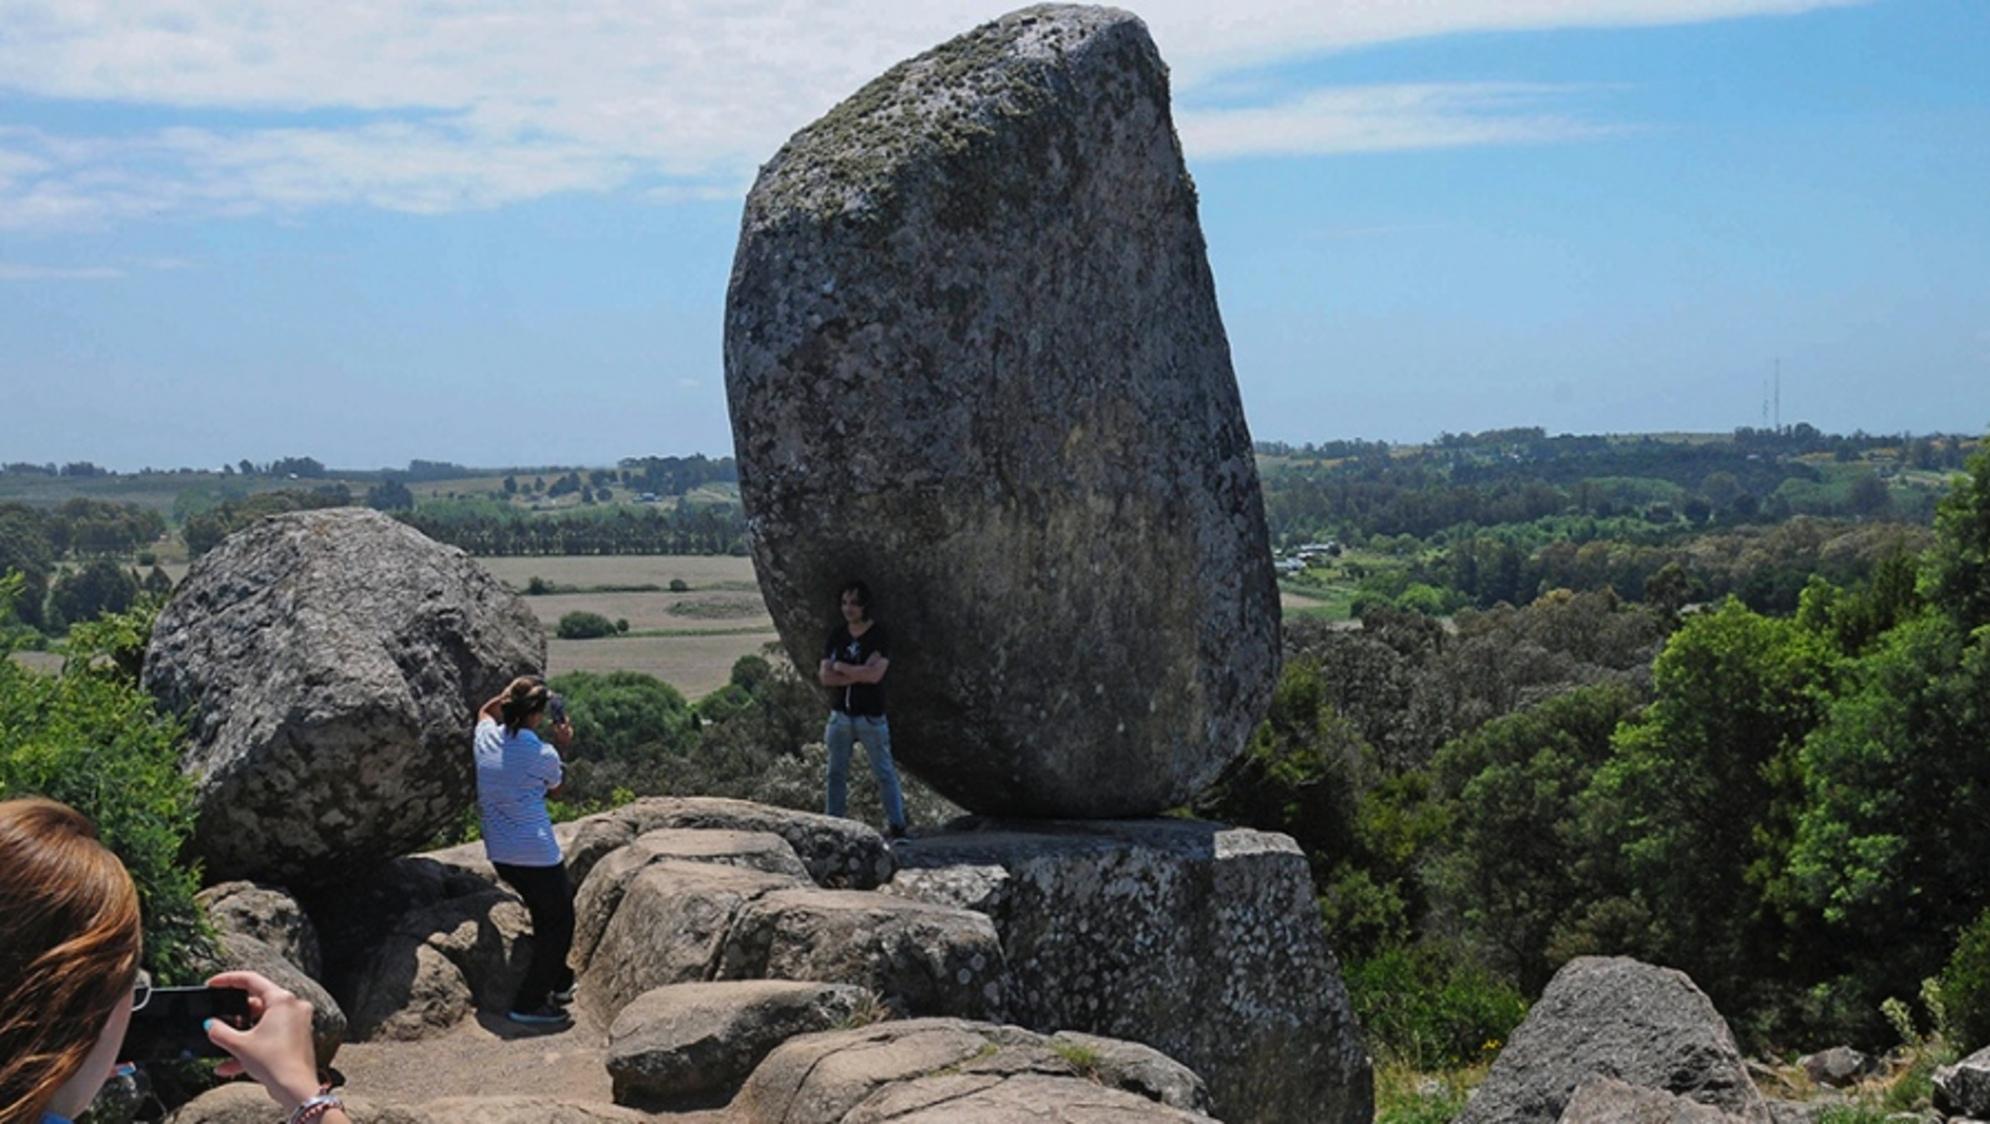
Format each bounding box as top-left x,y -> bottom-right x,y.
1179,83 -> 1624,158
0,261 -> 125,280
0,0 -> 1866,228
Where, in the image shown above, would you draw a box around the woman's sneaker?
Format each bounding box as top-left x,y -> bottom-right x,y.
507,1003 -> 571,1027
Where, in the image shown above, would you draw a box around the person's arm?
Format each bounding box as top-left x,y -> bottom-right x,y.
477,693 -> 506,724
819,659 -> 858,687
204,971 -> 352,1124
840,653 -> 889,685
549,718 -> 574,751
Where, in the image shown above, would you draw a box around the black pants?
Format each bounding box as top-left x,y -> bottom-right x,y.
493,861 -> 575,1012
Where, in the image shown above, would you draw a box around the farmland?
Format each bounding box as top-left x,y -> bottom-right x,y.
479,554 -> 777,699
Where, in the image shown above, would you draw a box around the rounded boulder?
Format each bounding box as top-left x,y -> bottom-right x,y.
143,508 -> 544,883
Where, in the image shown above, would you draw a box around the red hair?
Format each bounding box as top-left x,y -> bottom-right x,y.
0,797 -> 142,1124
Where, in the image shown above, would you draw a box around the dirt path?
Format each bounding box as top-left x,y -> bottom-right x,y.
330,1004 -> 724,1121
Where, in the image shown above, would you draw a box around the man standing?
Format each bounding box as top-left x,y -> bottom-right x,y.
819,580 -> 909,838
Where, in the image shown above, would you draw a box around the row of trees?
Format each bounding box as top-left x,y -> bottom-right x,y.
0,500 -> 170,631
395,502 -> 746,556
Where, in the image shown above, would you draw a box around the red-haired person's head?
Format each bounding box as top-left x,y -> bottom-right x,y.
0,797 -> 143,1124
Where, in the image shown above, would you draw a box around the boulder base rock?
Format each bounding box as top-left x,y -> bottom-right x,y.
1559,1077 -> 1753,1123
345,888 -> 531,1040
1797,1046 -> 1877,1089
728,1017 -> 1218,1123
143,508 -> 543,882
887,817 -> 1367,1124
197,881 -> 324,978
724,3 -> 1278,818
605,980 -> 873,1108
1458,957 -> 1768,1124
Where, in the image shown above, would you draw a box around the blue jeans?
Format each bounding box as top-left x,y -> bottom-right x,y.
824,711 -> 907,830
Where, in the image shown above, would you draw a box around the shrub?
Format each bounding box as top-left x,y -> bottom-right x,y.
1345,942 -> 1528,1069
525,575 -> 553,595
614,618 -> 629,633
668,578 -> 690,593
556,610 -> 617,639
0,600 -> 213,982
1940,907 -> 1990,1054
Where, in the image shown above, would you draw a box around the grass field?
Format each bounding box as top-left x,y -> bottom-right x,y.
484,555 -> 774,699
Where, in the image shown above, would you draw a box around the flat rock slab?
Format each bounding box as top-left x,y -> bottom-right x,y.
573,828 -> 809,972
1459,957 -> 1767,1124
725,3 -> 1278,819
165,1087 -> 659,1124
888,817 -> 1368,1124
719,887 -> 1006,1021
729,1017 -> 1215,1123
606,980 -> 873,1109
565,796 -> 893,890
583,861 -> 802,1022
143,507 -> 543,883
579,853 -> 1004,1026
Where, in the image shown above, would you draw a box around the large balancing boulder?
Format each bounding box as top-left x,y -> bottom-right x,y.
724,4 -> 1278,818
144,508 -> 544,882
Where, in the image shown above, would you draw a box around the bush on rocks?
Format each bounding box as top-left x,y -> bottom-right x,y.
1942,907 -> 1990,1054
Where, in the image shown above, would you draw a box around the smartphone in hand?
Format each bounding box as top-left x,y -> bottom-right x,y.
121,986 -> 252,1062
549,695 -> 567,726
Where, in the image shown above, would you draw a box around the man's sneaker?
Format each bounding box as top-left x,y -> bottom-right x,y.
506,1004 -> 571,1027
550,985 -> 576,1007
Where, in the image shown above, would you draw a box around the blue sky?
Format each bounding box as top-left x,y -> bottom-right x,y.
1,0 -> 1985,470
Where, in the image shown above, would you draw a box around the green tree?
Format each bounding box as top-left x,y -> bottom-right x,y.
365,478 -> 416,512
1785,615 -> 1990,1025
1580,600 -> 1834,1021
549,669 -> 698,804
556,610 -> 617,639
1927,436 -> 1990,630
1428,684 -> 1641,993
0,599 -> 212,981
49,558 -> 140,629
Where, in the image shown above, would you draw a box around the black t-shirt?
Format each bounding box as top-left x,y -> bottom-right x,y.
824,622 -> 890,716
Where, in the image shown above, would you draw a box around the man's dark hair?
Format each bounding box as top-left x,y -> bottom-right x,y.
840,580 -> 872,613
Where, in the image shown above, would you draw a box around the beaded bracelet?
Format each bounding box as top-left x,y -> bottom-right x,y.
286,1092 -> 343,1124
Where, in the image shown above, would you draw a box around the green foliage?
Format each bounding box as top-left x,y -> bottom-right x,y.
1427,684 -> 1641,993
0,599 -> 211,983
1582,600 -> 1835,1020
1373,1064 -> 1477,1124
1787,615 -> 1990,1020
1939,908 -> 1990,1054
49,557 -> 140,632
669,578 -> 690,593
555,610 -> 618,639
182,486 -> 351,557
1346,942 -> 1528,1069
548,670 -> 697,805
1927,435 -> 1990,630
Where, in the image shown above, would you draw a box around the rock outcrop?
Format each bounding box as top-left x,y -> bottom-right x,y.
144,508 -> 543,882
197,881 -> 324,979
887,817 -> 1368,1124
565,796 -> 894,890
724,3 -> 1278,819
165,1086 -> 648,1124
577,858 -> 1004,1025
1458,957 -> 1768,1124
1935,1044 -> 1990,1118
728,1017 -> 1218,1123
605,980 -> 873,1108
345,888 -> 531,1040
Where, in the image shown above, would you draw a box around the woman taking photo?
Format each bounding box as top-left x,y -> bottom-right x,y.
0,796 -> 347,1124
474,675 -> 577,1027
